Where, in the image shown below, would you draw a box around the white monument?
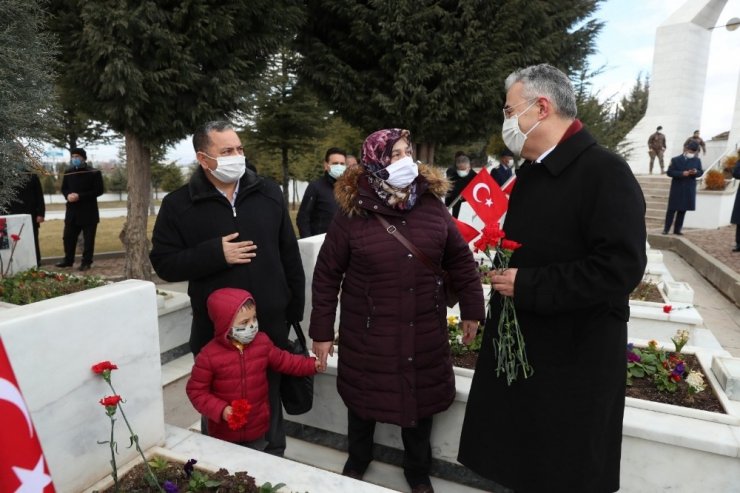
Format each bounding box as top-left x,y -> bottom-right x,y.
621,0 -> 738,173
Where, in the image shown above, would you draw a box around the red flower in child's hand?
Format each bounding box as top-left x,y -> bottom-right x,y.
227,399 -> 252,430
92,361 -> 118,374
663,305 -> 672,313
10,234 -> 20,242
500,239 -> 522,251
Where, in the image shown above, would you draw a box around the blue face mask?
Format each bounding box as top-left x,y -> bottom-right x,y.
71,157 -> 82,167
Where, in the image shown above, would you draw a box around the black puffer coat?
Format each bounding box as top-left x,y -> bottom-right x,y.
150,168 -> 305,354
309,165 -> 485,427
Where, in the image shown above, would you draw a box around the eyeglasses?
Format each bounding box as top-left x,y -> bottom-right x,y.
502,97 -> 538,119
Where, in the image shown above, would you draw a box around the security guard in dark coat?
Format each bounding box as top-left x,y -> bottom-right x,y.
56,148 -> 104,270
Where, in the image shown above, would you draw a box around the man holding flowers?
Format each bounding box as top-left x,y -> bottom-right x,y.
458,64 -> 647,493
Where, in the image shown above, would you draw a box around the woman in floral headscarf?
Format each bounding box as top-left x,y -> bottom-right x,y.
309,128 -> 484,493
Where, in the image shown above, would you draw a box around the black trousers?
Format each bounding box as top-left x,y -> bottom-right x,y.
62,222 -> 97,265
735,224 -> 740,247
344,408 -> 433,487
663,209 -> 686,234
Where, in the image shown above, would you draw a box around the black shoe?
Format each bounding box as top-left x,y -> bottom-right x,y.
79,263 -> 92,271
674,232 -> 683,236
55,261 -> 73,268
661,231 -> 669,235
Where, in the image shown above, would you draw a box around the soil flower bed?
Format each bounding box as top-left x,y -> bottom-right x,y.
96,457 -> 280,493
449,321 -> 725,414
0,268 -> 107,305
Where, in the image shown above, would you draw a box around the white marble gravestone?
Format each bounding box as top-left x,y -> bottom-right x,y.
0,214 -> 37,275
0,280 -> 165,493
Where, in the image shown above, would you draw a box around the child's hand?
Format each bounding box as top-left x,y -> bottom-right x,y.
222,405 -> 233,422
314,358 -> 325,373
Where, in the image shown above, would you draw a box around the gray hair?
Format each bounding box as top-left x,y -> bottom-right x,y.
455,155 -> 471,167
504,64 -> 577,119
192,121 -> 234,153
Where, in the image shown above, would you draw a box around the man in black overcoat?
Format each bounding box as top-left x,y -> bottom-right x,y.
150,121 -> 305,457
458,64 -> 647,493
56,148 -> 104,271
5,166 -> 46,265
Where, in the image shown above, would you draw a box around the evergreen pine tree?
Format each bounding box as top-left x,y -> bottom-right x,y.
0,0 -> 56,211
297,0 -> 602,164
51,0 -> 303,279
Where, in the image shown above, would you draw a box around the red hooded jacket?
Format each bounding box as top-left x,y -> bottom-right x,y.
186,288 -> 316,443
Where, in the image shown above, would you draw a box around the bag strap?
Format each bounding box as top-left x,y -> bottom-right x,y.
374,214 -> 445,277
288,321 -> 308,350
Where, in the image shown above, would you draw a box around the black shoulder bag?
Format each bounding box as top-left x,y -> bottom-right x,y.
374,214 -> 459,308
280,321 -> 314,415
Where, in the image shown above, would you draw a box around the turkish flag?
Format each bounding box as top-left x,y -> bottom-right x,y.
451,217 -> 480,244
0,338 -> 55,492
460,167 -> 508,227
501,176 -> 517,197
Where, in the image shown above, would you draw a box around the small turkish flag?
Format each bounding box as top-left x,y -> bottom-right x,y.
460,167 -> 508,227
0,338 -> 55,492
451,217 -> 480,244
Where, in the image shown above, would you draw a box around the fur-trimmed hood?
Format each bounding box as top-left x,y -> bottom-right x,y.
334,164 -> 450,216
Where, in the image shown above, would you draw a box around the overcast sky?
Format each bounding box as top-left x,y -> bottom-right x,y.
53,0 -> 740,164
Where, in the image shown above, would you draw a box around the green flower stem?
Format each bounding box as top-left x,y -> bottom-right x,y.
108,416 -> 119,492
489,246 -> 533,386
107,381 -> 164,493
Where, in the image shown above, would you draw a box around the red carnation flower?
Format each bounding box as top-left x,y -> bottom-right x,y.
500,239 -> 522,251
227,399 -> 252,430
10,234 -> 20,242
663,305 -> 672,313
99,395 -> 122,407
92,361 -> 119,374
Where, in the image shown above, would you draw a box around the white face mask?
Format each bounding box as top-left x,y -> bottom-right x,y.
684,153 -> 696,159
231,321 -> 259,344
204,154 -> 246,183
456,169 -> 470,178
328,164 -> 346,179
380,155 -> 418,188
501,100 -> 540,157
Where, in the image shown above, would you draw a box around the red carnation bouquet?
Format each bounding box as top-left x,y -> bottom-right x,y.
227,399 -> 252,430
474,224 -> 533,385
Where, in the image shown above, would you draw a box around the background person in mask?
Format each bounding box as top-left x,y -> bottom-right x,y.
150,120 -> 306,457
296,147 -> 346,238
458,64 -> 646,493
310,128 -> 484,493
490,147 -> 515,186
55,147 -> 104,271
662,140 -> 703,235
444,153 -> 477,218
4,164 -> 45,265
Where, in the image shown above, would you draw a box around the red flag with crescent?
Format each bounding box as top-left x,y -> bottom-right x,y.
460,167 -> 508,227
451,217 -> 480,244
0,338 -> 55,492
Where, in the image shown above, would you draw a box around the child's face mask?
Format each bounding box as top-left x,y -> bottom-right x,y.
231,321 -> 258,344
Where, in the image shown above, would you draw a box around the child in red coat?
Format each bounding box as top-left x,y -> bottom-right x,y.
186,287 -> 320,448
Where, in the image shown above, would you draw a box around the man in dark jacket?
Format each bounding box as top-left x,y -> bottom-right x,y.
490,148 -> 515,186
662,140 -> 703,235
458,64 -> 647,493
296,147 -> 346,237
444,153 -> 477,218
731,158 -> 740,252
149,120 -> 305,457
6,166 -> 45,265
56,148 -> 104,271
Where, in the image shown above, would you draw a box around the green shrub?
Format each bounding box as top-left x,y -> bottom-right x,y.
0,269 -> 107,305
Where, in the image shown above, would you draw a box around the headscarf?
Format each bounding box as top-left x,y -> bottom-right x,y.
360,128 -> 418,210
